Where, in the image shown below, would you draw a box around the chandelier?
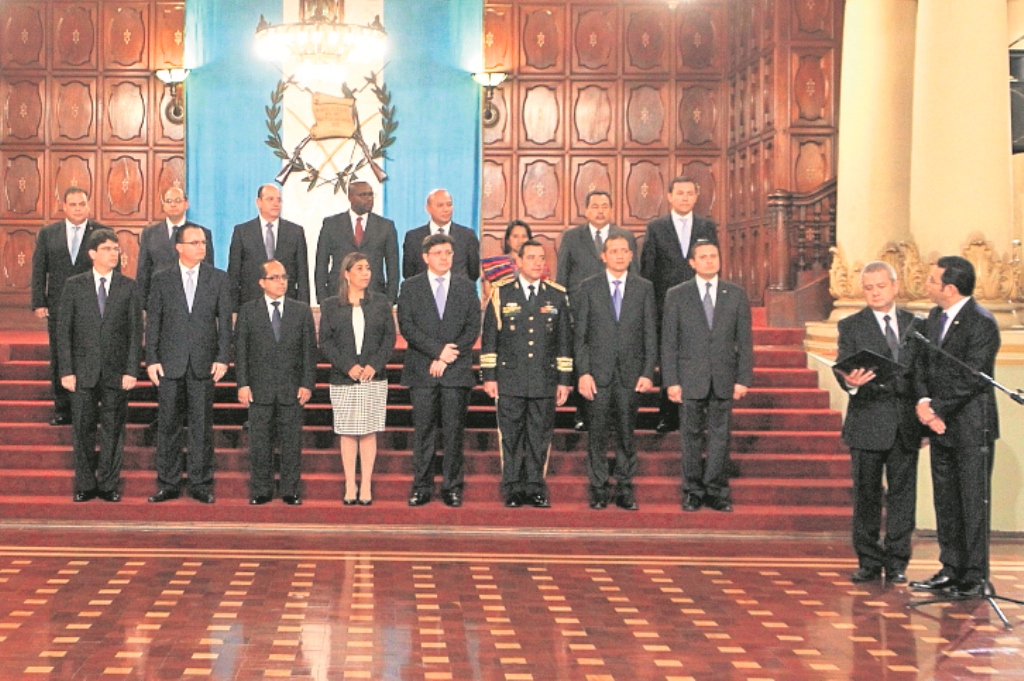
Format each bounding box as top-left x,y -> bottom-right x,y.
255,0 -> 386,84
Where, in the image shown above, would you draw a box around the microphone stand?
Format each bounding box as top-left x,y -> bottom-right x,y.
906,330 -> 1024,629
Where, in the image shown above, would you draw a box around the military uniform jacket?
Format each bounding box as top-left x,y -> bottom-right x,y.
481,278 -> 573,399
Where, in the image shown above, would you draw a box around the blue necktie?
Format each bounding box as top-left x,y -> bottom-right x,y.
938,311 -> 949,343
70,225 -> 83,262
264,223 -> 275,260
98,277 -> 107,317
612,280 -> 622,321
434,277 -> 446,318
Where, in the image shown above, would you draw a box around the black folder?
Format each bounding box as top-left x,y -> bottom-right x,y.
834,349 -> 905,384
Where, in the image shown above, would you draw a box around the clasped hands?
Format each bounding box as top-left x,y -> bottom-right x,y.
430,343 -> 460,378
916,400 -> 946,434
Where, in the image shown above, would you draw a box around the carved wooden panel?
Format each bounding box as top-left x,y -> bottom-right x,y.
101,152 -> 145,220
482,85 -> 510,147
677,159 -> 718,220
103,4 -> 147,69
794,140 -> 828,192
677,5 -> 719,72
54,3 -> 97,68
572,7 -> 615,74
624,6 -> 669,73
2,152 -> 43,218
115,228 -> 139,277
794,0 -> 830,37
623,158 -> 668,224
0,229 -> 36,289
52,151 -> 95,214
53,77 -> 96,143
103,77 -> 147,144
571,83 -> 613,147
521,6 -> 563,74
484,4 -> 513,72
519,157 -> 562,223
678,85 -> 718,147
1,3 -> 45,68
3,78 -> 44,143
793,52 -> 828,123
482,158 -> 510,222
520,83 -> 561,147
153,2 -> 184,69
151,152 -> 183,216
625,84 -> 667,148
571,157 -> 614,222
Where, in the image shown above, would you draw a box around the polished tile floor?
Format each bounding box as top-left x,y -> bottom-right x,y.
0,524 -> 1022,680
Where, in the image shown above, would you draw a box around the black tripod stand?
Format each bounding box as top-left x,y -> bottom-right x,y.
906,330 -> 1024,629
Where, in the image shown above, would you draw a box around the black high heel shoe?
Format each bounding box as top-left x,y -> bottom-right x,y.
343,493 -> 358,506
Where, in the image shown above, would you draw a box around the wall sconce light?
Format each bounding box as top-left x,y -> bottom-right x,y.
473,71 -> 508,128
155,68 -> 190,125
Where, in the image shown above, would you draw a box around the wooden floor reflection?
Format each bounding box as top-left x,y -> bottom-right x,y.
0,524 -> 1022,680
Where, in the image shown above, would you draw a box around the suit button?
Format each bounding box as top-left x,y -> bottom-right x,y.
528,353 -> 534,358
528,316 -> 534,321
528,328 -> 534,333
528,340 -> 534,346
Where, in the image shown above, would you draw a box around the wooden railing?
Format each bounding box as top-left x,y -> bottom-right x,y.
767,178 -> 837,291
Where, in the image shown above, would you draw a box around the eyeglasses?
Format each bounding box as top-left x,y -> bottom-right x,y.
181,240 -> 207,247
95,245 -> 121,254
262,274 -> 289,282
163,198 -> 185,204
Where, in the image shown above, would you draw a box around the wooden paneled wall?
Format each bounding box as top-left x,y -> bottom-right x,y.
482,0 -> 841,302
0,0 -> 184,310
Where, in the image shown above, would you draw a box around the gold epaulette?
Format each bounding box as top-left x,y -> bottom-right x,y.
545,280 -> 566,293
480,352 -> 497,369
493,276 -> 512,287
489,285 -> 503,331
556,357 -> 573,373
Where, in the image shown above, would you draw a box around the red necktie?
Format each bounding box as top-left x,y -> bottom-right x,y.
354,216 -> 364,247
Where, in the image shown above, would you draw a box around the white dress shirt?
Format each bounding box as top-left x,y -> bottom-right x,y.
696,274 -> 719,306
606,270 -> 628,298
672,210 -> 693,257
65,219 -> 87,258
429,221 -> 452,236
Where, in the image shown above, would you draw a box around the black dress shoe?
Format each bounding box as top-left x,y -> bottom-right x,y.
850,566 -> 882,583
909,571 -> 959,592
885,569 -> 908,585
357,498 -> 372,506
250,494 -> 272,505
190,490 -> 215,504
528,493 -> 550,508
408,491 -> 431,507
97,490 -> 121,503
706,496 -> 733,512
50,415 -> 72,426
282,494 -> 302,506
505,493 -> 522,508
616,490 -> 639,511
589,487 -> 608,510
951,580 -> 986,598
442,490 -> 462,508
148,488 -> 179,503
73,490 -> 97,502
682,493 -> 703,512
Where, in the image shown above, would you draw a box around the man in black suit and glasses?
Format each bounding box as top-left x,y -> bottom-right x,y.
145,225 -> 233,504
57,228 -> 142,502
235,259 -> 317,506
136,186 -> 214,307
640,176 -> 718,433
834,261 -> 923,585
398,233 -> 481,508
315,180 -> 399,304
910,255 -> 1000,598
32,186 -> 107,425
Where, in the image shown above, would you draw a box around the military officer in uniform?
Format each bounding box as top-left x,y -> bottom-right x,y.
482,239 -> 573,508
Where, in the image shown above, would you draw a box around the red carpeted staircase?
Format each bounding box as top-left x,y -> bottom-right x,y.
0,309 -> 851,531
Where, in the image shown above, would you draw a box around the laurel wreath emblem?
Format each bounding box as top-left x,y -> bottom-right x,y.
264,71 -> 398,193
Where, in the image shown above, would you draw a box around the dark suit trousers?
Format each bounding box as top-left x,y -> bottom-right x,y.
850,441 -> 919,571
587,377 -> 640,491
70,384 -> 127,494
409,386 -> 470,494
47,315 -> 71,418
155,365 -> 215,494
497,395 -> 555,497
930,440 -> 994,582
248,401 -> 303,498
680,396 -> 733,500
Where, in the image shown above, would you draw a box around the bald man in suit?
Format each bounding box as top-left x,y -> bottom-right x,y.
402,188 -> 480,282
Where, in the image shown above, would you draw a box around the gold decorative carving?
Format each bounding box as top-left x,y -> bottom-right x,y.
961,239 -> 1016,301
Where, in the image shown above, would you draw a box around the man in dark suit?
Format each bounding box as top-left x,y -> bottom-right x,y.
661,240 -> 753,513
397,233 -> 481,507
834,261 -> 923,585
555,190 -> 637,431
910,256 -> 1001,597
145,225 -> 233,504
573,234 -> 658,511
56,229 -> 142,502
136,186 -> 215,307
481,240 -> 573,509
228,183 -> 309,311
640,176 -> 718,433
235,259 -> 317,506
32,186 -> 107,425
315,181 -> 399,304
402,188 -> 480,282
